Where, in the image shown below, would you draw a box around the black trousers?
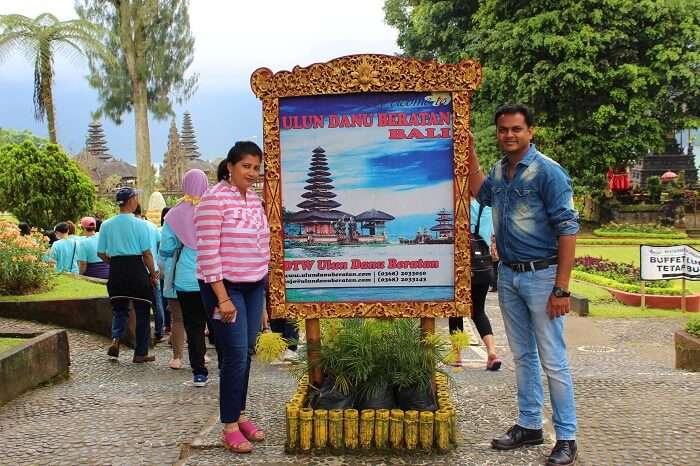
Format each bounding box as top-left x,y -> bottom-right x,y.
449,282 -> 493,339
269,319 -> 299,351
177,290 -> 209,376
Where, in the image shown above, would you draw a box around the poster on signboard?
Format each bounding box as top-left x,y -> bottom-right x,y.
279,91 -> 455,303
640,244 -> 700,280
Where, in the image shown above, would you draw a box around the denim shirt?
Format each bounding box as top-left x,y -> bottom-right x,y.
477,144 -> 579,264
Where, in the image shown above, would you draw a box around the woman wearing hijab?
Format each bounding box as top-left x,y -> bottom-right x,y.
160,169 -> 211,385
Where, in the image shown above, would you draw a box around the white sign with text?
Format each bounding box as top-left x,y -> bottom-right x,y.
640,245 -> 700,281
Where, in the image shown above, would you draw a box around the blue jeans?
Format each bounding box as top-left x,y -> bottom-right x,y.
199,278 -> 265,423
111,299 -> 151,356
153,283 -> 165,337
498,264 -> 577,440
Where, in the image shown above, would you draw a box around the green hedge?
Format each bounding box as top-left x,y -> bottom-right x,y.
571,270 -> 683,296
593,229 -> 687,239
577,238 -> 700,246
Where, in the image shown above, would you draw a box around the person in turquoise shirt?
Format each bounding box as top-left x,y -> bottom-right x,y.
97,187 -> 158,364
448,199 -> 501,371
47,222 -> 79,273
76,216 -> 109,279
134,203 -> 165,340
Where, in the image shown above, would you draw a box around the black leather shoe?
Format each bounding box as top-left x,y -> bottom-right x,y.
107,339 -> 120,359
547,440 -> 577,465
491,424 -> 544,450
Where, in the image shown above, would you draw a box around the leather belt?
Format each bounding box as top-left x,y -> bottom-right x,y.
505,257 -> 558,273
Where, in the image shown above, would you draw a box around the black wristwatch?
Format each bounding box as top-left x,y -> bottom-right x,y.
552,287 -> 571,298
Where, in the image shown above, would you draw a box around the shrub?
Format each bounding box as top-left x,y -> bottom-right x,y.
0,142 -> 95,229
574,256 -> 679,295
577,239 -> 700,246
686,315 -> 700,338
0,221 -> 54,295
572,271 -> 682,296
594,222 -> 687,239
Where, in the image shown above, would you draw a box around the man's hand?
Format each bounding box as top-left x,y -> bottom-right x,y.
546,294 -> 570,319
467,130 -> 485,197
149,272 -> 159,288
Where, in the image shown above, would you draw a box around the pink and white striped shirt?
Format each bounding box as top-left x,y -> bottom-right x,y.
195,181 -> 270,283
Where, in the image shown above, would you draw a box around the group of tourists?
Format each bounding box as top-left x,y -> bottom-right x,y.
44,217 -> 109,279
40,103 -> 579,464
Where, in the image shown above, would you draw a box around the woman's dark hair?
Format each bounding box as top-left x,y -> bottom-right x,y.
217,159 -> 229,181
134,203 -> 142,217
161,207 -> 171,226
226,141 -> 262,165
95,219 -> 102,232
45,230 -> 57,246
494,103 -> 535,127
54,222 -> 70,234
18,222 -> 31,236
66,220 -> 76,235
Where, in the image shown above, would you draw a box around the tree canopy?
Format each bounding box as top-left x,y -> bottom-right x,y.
0,141 -> 95,228
0,13 -> 109,143
385,0 -> 700,189
0,128 -> 49,148
76,0 -> 198,203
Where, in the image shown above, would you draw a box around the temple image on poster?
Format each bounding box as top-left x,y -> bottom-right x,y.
286,147 -> 395,245
280,91 -> 455,303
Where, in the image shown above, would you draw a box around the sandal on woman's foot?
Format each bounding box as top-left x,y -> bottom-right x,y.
222,429 -> 253,453
238,420 -> 265,442
169,358 -> 183,369
486,357 -> 502,371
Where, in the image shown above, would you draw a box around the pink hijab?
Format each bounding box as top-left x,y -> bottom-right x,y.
164,169 -> 209,249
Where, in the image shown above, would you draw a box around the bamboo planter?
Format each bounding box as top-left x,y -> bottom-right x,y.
285,373 -> 456,453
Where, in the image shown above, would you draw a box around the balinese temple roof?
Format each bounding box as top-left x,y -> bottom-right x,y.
431,224 -> 454,231
301,191 -> 336,199
306,176 -> 332,183
288,210 -> 349,222
312,147 -> 326,154
307,170 -> 331,176
303,183 -> 334,190
355,209 -> 396,221
297,199 -> 342,209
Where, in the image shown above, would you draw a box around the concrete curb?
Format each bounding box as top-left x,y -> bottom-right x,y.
0,329 -> 70,405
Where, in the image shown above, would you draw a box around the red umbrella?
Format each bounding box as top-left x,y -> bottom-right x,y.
661,170 -> 678,183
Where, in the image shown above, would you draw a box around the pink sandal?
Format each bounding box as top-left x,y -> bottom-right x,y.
222,429 -> 253,453
486,357 -> 502,371
238,420 -> 265,442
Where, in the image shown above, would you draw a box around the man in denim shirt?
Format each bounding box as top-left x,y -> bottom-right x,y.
469,104 -> 579,466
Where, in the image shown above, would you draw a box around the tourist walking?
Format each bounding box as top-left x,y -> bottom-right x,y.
76,216 -> 110,279
469,104 -> 579,466
159,206 -> 185,369
449,199 -> 501,370
160,169 -> 211,384
97,187 -> 157,363
47,222 -> 79,273
135,204 -> 166,342
196,141 -> 270,453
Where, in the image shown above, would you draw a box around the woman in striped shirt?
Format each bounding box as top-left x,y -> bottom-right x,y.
195,141 -> 270,454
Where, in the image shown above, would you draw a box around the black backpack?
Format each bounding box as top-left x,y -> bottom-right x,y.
470,203 -> 494,285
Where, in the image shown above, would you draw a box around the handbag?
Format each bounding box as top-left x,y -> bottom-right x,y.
471,203 -> 494,285
162,243 -> 183,296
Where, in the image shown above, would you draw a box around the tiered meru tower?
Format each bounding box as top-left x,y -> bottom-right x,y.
86,120 -> 111,161
430,208 -> 454,240
180,111 -> 201,160
298,147 -> 341,211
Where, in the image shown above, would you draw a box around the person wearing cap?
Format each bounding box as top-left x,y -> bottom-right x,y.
76,216 -> 110,279
46,222 -> 79,273
97,187 -> 158,363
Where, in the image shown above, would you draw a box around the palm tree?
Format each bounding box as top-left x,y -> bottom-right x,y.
0,13 -> 109,143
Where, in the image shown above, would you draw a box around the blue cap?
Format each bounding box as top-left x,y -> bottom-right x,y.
115,187 -> 141,205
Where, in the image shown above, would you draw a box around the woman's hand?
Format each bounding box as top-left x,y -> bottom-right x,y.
217,299 -> 237,323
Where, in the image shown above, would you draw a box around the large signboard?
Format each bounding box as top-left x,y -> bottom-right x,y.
280,92 -> 454,303
640,245 -> 700,281
251,54 -> 482,318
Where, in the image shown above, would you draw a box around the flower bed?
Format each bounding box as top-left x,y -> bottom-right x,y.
285,372 -> 455,452
593,223 -> 687,239
0,221 -> 53,295
578,239 -> 700,246
574,256 -> 679,295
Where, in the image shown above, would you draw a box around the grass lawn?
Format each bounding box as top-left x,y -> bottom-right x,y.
0,274 -> 107,302
0,337 -> 26,353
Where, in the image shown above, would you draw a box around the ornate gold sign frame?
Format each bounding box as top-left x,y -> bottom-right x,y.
251,54 -> 482,319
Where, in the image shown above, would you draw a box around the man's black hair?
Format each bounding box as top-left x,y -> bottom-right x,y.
134,203 -> 142,217
161,207 -> 171,226
494,103 -> 535,127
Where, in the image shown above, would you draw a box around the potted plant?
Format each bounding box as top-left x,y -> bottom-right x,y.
675,315 -> 700,372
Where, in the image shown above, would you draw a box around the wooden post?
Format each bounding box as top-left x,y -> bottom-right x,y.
420,317 -> 435,338
305,318 -> 322,386
682,278 -> 687,312
640,282 -> 646,309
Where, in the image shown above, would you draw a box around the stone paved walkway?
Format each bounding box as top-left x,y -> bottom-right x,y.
1,292 -> 699,465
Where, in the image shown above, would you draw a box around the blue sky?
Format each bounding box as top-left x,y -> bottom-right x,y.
0,1 -> 399,164
280,92 -> 454,223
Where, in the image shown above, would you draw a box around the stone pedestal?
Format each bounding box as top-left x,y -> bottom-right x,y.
674,330 -> 700,372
